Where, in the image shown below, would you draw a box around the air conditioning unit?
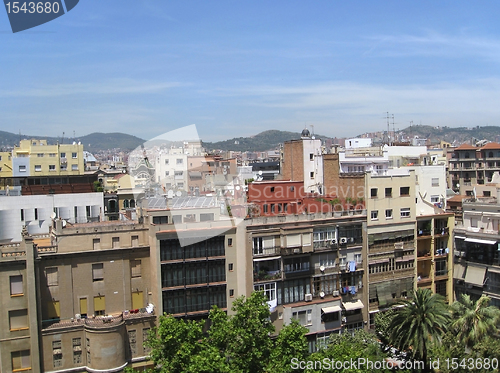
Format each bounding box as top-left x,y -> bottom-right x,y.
332,290 -> 339,297
293,248 -> 301,253
340,237 -> 348,244
394,242 -> 404,250
320,291 -> 326,298
330,238 -> 338,246
305,293 -> 313,302
319,265 -> 325,272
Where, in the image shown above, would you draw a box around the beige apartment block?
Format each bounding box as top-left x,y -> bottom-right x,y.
0,230 -> 40,373
12,139 -> 84,177
365,170 -> 417,327
243,211 -> 368,352
0,151 -> 13,179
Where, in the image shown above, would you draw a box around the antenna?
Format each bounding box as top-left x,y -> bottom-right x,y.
61,132 -> 65,144
392,114 -> 395,143
385,112 -> 391,145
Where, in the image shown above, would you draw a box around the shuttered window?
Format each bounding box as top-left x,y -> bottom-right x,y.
94,296 -> 105,315
47,301 -> 60,320
12,350 -> 30,371
92,263 -> 103,281
9,309 -> 28,330
46,267 -> 58,286
132,291 -> 144,309
80,298 -> 87,317
131,260 -> 141,278
287,234 -> 301,247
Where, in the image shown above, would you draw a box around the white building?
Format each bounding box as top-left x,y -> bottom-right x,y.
0,192 -> 103,242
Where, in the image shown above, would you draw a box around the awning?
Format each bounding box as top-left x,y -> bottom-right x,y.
453,264 -> 466,279
454,236 -> 466,240
189,171 -> 202,178
487,267 -> 500,275
342,299 -> 364,311
464,238 -> 497,245
253,256 -> 281,262
464,266 -> 486,286
322,305 -> 342,314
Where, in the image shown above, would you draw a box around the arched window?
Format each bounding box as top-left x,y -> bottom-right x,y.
108,200 -> 117,213
123,200 -> 129,208
130,200 -> 135,208
489,151 -> 494,158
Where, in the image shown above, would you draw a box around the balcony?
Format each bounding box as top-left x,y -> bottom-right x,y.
253,270 -> 281,282
434,227 -> 449,236
281,247 -> 303,255
253,246 -> 281,257
417,274 -> 431,284
417,251 -> 431,260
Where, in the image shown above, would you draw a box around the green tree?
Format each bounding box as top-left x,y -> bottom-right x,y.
266,319 -> 309,373
305,330 -> 403,373
451,294 -> 500,350
388,289 -> 451,372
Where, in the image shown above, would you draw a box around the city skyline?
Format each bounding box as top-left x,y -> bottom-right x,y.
2,1 -> 500,141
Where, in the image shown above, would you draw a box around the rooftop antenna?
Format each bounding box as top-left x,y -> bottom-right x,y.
392,114 -> 395,143
61,132 -> 65,144
385,112 -> 391,145
310,124 -> 315,139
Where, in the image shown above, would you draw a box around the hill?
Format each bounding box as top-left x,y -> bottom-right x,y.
0,130 -> 144,153
203,130 -> 331,152
397,125 -> 500,145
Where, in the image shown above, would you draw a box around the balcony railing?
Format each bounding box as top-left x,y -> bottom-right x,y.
253,246 -> 281,257
281,247 -> 303,255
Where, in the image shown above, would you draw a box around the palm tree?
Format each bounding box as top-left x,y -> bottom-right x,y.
389,289 -> 451,372
451,294 -> 500,350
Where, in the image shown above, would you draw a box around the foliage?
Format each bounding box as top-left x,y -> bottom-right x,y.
388,289 -> 451,372
267,320 -> 309,373
451,294 -> 500,349
304,330 -> 406,373
93,180 -> 104,192
374,308 -> 397,354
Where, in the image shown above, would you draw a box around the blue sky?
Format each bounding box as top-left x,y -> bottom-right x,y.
1,1 -> 500,142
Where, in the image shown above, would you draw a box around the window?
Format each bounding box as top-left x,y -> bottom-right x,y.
49,165 -> 56,171
385,209 -> 393,219
131,235 -> 139,246
164,159 -> 169,165
229,289 -> 234,297
370,188 -> 377,198
176,158 -> 183,164
228,263 -> 234,271
400,186 -> 410,196
400,208 -> 411,218
35,165 -> 41,172
18,165 -> 26,172
92,263 -> 104,281
53,340 -> 62,368
431,178 -> 439,187
20,209 -> 24,221
47,301 -> 60,320
9,309 -> 28,331
49,153 -> 56,157
73,338 -> 82,364
60,152 -> 66,158
71,152 -> 77,158
292,310 -> 309,326
143,328 -> 151,353
80,298 -> 87,318
45,267 -> 58,286
72,164 -> 78,171
385,187 -> 392,197
431,195 -> 439,203
165,171 -> 169,176
94,296 -> 105,316
228,238 -> 233,246
128,330 -> 137,355
131,260 -> 141,277
11,350 -> 30,372
10,275 -> 23,296
370,211 -> 378,220
310,153 -> 314,161
484,190 -> 491,197
34,208 -> 38,220
93,238 -> 100,250
263,204 -> 268,213
310,171 -> 314,178
132,291 -> 144,309
112,237 -> 120,248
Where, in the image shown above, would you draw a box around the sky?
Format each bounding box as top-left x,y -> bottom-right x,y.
1,1 -> 500,142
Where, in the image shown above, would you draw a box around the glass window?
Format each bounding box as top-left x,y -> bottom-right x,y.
10,275 -> 23,295
92,263 -> 103,281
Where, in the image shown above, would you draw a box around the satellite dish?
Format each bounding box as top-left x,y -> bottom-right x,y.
167,190 -> 174,198
319,291 -> 325,299
235,186 -> 241,190
319,265 -> 325,272
258,171 -> 263,175
62,220 -> 67,228
50,212 -> 56,220
176,191 -> 182,197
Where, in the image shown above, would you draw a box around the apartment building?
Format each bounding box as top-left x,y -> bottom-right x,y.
449,142 -> 500,195
145,196 -> 237,319
0,151 -> 12,179
282,129 -> 324,195
244,211 -> 368,352
12,139 -> 84,177
454,196 -> 500,308
0,229 -> 40,373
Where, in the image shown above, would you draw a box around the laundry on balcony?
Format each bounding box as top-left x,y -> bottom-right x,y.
349,261 -> 357,272
350,286 -> 356,295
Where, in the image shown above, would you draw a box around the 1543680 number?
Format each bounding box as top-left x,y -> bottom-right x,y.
5,2 -> 61,14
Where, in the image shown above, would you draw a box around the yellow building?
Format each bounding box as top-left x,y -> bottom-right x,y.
0,151 -> 13,178
12,139 -> 84,177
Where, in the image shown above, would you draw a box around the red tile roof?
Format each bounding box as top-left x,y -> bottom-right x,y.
481,142 -> 500,150
454,143 -> 477,150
